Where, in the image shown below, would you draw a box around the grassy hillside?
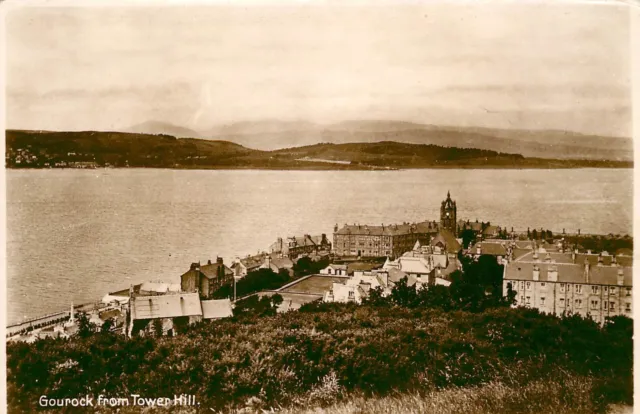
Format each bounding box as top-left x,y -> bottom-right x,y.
6,303 -> 632,413
6,129 -> 632,170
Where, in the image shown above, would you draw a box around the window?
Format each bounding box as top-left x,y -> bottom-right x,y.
559,298 -> 565,307
348,291 -> 354,298
575,285 -> 582,294
540,282 -> 546,289
540,297 -> 546,305
520,281 -> 525,290
603,301 -> 608,310
591,286 -> 599,294
560,283 -> 565,292
575,299 -> 582,308
610,287 -> 616,294
604,286 -> 608,293
526,282 -> 531,290
626,288 -> 632,296
625,303 -> 631,312
591,300 -> 599,309
526,296 -> 531,305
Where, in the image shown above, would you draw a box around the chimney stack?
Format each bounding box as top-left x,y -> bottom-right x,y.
584,258 -> 590,284
547,265 -> 558,282
617,268 -> 625,286
217,257 -> 223,265
533,264 -> 540,281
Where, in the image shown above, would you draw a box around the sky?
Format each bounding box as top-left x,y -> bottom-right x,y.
4,1 -> 634,137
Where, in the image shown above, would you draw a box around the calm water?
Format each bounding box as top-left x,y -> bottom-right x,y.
6,168 -> 633,324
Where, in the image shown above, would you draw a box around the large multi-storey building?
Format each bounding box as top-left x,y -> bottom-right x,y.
270,234 -> 331,259
503,249 -> 632,323
333,221 -> 439,258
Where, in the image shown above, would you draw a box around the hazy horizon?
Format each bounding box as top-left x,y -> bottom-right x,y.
5,1 -> 633,138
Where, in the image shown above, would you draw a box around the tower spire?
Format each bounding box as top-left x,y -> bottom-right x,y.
447,190 -> 450,199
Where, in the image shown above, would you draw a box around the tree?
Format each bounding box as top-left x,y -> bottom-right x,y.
531,229 -> 538,240
363,286 -> 388,307
100,318 -> 113,334
76,311 -> 96,338
390,277 -> 419,308
152,319 -> 164,338
460,229 -> 476,249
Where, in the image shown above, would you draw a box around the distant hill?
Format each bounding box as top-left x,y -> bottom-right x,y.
126,121 -> 201,138
5,129 -> 632,170
194,120 -> 632,161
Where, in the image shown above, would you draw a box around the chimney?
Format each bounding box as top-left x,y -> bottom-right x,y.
597,253 -> 603,266
208,259 -> 212,265
587,250 -> 592,255
190,262 -> 199,271
533,264 -> 540,281
533,249 -> 539,260
584,258 -> 590,284
217,257 -> 223,265
617,268 -> 625,286
547,265 -> 558,282
334,224 -> 338,233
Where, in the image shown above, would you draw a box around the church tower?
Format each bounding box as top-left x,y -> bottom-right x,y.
440,191 -> 457,235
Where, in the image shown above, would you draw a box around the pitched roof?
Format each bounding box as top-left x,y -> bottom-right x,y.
271,257 -> 294,269
200,263 -> 233,279
397,257 -> 431,274
430,229 -> 461,254
325,264 -> 348,271
201,299 -> 233,319
482,225 -> 499,235
131,293 -> 202,320
347,262 -> 383,273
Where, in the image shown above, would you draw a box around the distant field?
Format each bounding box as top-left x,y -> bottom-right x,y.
279,275 -> 348,295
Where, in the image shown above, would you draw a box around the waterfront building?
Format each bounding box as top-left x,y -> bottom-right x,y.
503,249 -> 633,323
180,258 -> 234,299
270,234 -> 332,259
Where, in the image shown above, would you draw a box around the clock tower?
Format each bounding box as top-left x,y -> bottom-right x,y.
440,191 -> 457,235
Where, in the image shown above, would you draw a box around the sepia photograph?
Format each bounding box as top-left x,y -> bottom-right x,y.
2,0 -> 637,412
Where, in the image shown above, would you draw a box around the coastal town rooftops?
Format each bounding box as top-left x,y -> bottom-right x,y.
335,221 -> 438,236
504,262 -> 632,286
232,254 -> 266,270
514,251 -> 633,267
131,293 -> 202,320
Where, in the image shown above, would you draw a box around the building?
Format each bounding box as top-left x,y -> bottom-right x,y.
333,221 -> 439,258
180,258 -> 234,299
323,270 -> 391,304
126,293 -> 233,337
260,256 -> 295,276
231,253 -> 268,278
270,234 -> 332,259
503,250 -> 633,323
440,191 -> 457,235
384,238 -> 460,287
320,264 -> 348,276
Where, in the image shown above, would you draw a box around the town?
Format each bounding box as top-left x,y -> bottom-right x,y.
6,191 -> 633,341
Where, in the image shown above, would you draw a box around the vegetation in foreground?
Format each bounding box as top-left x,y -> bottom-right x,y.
6,300 -> 632,413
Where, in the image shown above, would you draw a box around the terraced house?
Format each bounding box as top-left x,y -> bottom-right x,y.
503,249 -> 633,323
